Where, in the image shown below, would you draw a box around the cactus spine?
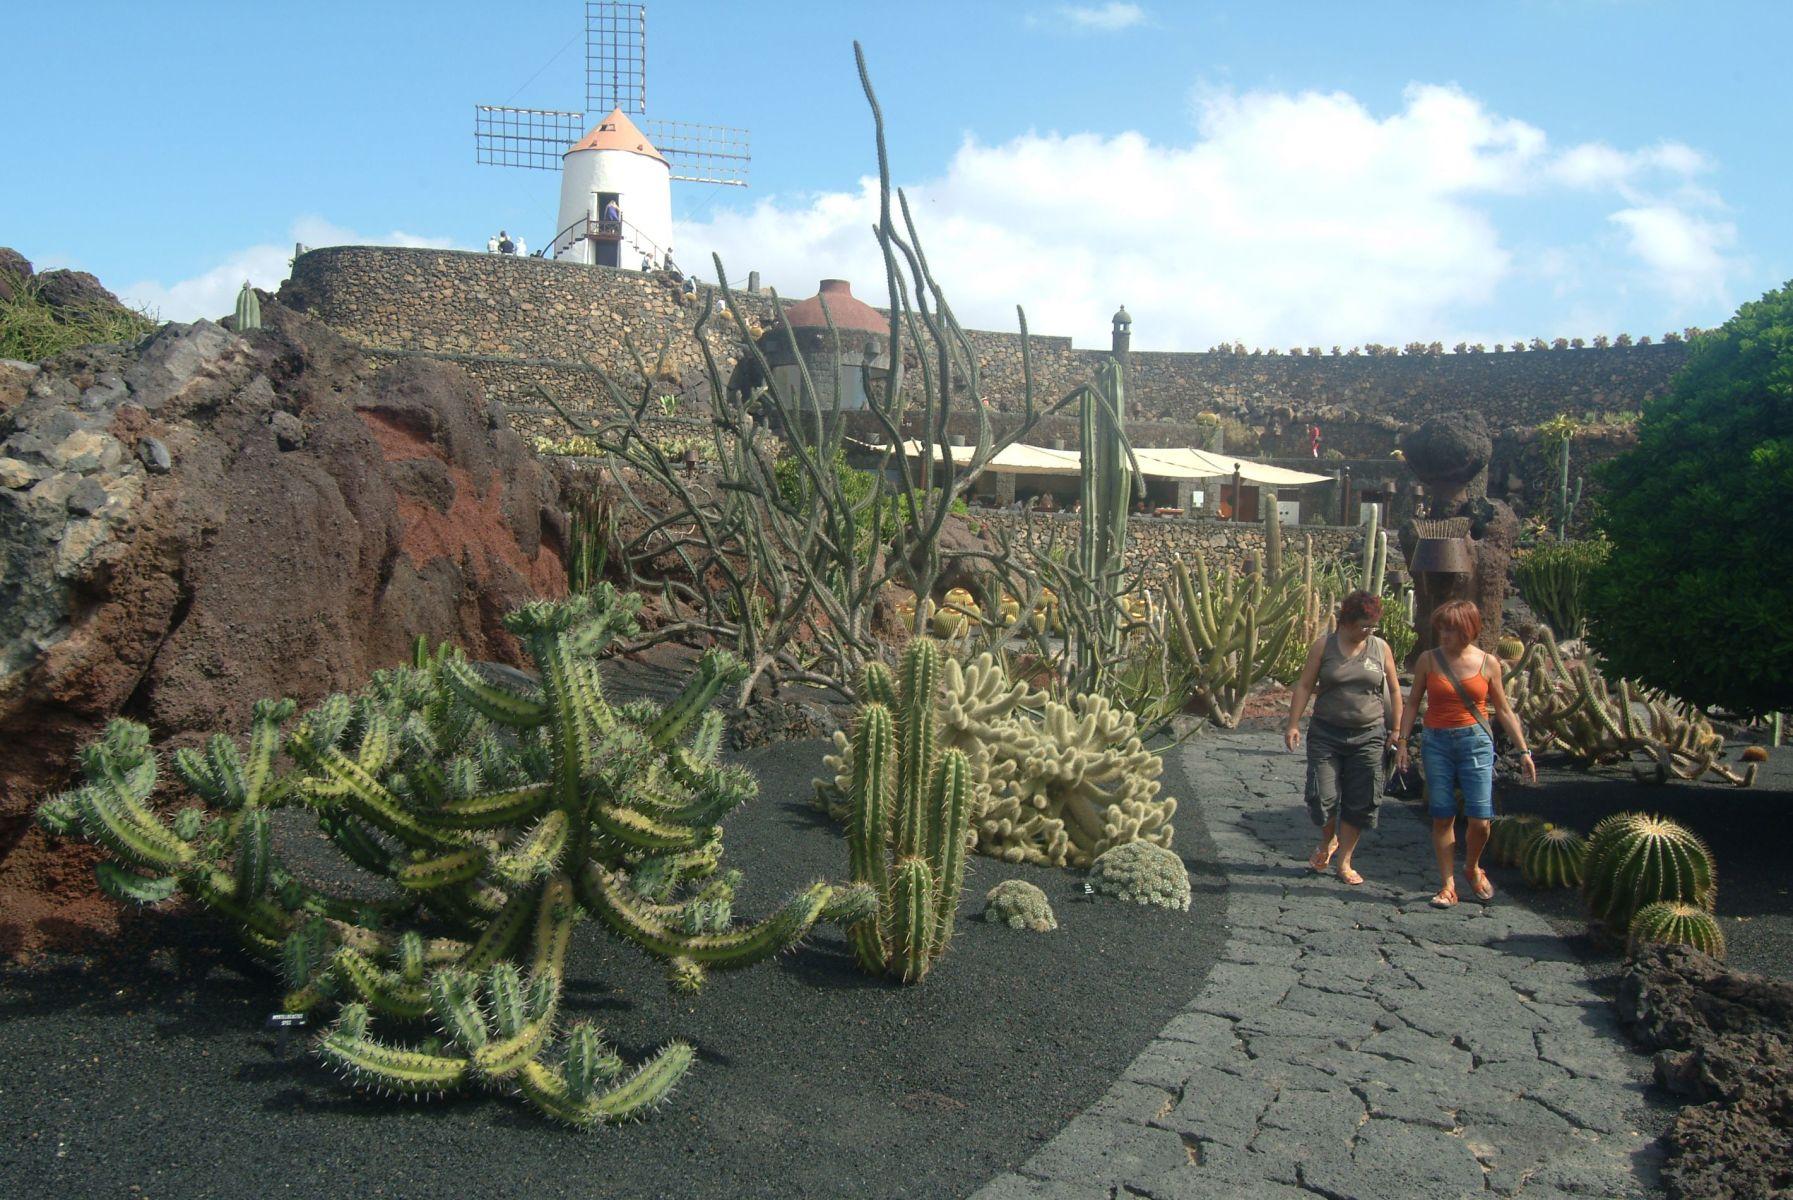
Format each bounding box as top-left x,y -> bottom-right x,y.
38,586 -> 865,1127
1581,812 -> 1717,933
1627,901 -> 1726,960
1521,826 -> 1587,890
234,281 -> 261,332
843,639 -> 973,982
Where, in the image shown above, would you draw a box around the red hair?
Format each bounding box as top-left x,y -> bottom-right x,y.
1338,590 -> 1384,624
1430,599 -> 1482,643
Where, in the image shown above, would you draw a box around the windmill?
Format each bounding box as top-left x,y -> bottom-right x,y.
474,2 -> 749,269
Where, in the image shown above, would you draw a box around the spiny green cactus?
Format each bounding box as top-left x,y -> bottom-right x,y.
1088,841 -> 1189,910
1165,549 -> 1303,728
1262,489 -> 1283,581
1627,901 -> 1726,960
1521,826 -> 1587,890
1487,814 -> 1546,868
1077,358 -> 1131,682
1358,503 -> 1381,593
234,281 -> 261,332
842,639 -> 974,983
1581,812 -> 1717,933
37,585 -> 862,1127
983,879 -> 1056,931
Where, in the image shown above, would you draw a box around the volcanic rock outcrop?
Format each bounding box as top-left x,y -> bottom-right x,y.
0,298 -> 567,955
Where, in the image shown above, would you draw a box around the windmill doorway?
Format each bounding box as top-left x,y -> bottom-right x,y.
594,192 -> 622,267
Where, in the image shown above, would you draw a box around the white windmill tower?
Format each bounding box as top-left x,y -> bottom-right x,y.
474,2 -> 749,270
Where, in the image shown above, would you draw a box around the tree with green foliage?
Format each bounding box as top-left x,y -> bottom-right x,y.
1587,280 -> 1793,716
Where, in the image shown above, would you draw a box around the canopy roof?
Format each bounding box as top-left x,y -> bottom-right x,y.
894,441 -> 1329,486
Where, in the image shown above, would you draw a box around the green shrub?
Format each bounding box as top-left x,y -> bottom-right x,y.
1587,279 -> 1793,716
0,269 -> 156,361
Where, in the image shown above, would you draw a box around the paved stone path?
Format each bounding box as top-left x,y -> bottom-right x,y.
974,729 -> 1662,1200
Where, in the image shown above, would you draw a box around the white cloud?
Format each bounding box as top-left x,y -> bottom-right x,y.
1027,3 -> 1146,32
676,81 -> 1739,350
118,219 -> 462,323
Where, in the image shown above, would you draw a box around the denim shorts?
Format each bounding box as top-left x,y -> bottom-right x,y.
1420,724 -> 1495,820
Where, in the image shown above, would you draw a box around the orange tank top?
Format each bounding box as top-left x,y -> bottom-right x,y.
1424,652 -> 1490,729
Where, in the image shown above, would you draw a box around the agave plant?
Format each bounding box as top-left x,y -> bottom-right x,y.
37,585 -> 867,1126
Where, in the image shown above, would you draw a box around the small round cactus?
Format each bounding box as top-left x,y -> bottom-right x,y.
1521,825 -> 1586,890
1581,812 -> 1716,932
983,880 -> 1057,932
1628,901 -> 1726,960
1488,815 -> 1546,868
1089,842 -> 1190,911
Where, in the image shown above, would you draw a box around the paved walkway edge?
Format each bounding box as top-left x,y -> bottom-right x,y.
971,729 -> 1662,1200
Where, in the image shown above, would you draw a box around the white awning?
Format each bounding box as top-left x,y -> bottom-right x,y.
893,440 -> 1329,486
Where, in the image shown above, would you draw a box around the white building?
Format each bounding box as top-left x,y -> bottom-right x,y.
550,108 -> 672,270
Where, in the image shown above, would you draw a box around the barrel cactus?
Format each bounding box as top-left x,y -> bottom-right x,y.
1088,841 -> 1190,911
234,280 -> 261,332
1581,812 -> 1717,932
1488,815 -> 1546,868
984,879 -> 1057,931
1627,901 -> 1726,960
36,585 -> 862,1127
1521,825 -> 1587,890
842,638 -> 974,983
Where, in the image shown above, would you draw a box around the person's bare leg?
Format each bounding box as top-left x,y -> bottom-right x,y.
1465,818 -> 1494,899
1431,817 -> 1458,904
1334,820 -> 1365,884
1309,817 -> 1338,871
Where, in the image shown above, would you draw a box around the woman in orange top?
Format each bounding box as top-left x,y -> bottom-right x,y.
1395,600 -> 1536,908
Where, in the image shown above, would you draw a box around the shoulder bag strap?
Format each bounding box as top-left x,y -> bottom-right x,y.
1433,648 -> 1496,742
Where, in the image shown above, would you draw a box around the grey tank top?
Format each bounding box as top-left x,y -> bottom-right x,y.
1312,632 -> 1388,729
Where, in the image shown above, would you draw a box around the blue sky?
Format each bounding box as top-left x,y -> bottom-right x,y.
5,1 -> 1789,351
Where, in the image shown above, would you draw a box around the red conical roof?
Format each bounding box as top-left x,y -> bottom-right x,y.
783,280 -> 887,335
565,108 -> 668,167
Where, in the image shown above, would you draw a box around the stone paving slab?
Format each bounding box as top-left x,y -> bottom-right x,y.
972,729 -> 1663,1200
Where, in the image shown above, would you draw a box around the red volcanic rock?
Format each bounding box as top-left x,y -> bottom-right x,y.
0,302 -> 566,957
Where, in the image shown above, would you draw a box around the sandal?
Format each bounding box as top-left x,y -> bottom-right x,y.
1307,841 -> 1336,873
1429,888 -> 1459,909
1335,865 -> 1364,886
1470,868 -> 1496,902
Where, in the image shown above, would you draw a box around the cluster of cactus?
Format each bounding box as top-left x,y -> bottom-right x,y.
1165,548 -> 1303,727
1505,629 -> 1756,786
1581,812 -> 1717,934
1512,538 -> 1607,640
37,587 -> 863,1126
1627,900 -> 1726,960
840,639 -> 974,983
1087,841 -> 1190,911
817,651 -> 1174,870
1486,815 -> 1547,867
983,879 -> 1057,931
1521,826 -> 1588,890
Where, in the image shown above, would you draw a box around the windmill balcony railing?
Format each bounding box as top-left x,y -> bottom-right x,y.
550,216 -> 662,263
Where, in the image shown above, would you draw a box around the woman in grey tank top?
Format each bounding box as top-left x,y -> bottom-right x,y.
1283,590 -> 1405,885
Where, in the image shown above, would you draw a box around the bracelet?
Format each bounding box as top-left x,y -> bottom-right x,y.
1519,750 -> 1533,757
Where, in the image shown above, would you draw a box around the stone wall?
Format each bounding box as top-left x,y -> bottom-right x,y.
970,511 -> 1363,597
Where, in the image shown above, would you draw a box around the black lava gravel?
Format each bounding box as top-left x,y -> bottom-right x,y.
0,735 -> 1224,1200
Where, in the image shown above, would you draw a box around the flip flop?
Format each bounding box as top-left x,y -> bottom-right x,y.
1307,843 -> 1335,873
1429,889 -> 1459,909
1470,869 -> 1496,902
1336,865 -> 1364,886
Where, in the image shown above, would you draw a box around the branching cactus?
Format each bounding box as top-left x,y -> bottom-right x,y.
37,585 -> 864,1127
1165,550 -> 1302,728
842,639 -> 974,983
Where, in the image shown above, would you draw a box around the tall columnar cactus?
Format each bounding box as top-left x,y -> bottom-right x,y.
1165,549 -> 1302,728
1581,812 -> 1717,933
842,639 -> 974,983
1262,489 -> 1283,581
1521,826 -> 1587,890
1555,436 -> 1585,540
36,586 -> 864,1127
1628,901 -> 1726,960
1077,358 -> 1131,681
234,281 -> 261,332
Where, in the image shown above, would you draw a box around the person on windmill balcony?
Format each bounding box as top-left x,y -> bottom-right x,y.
497,230 -> 516,255
602,198 -> 622,228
